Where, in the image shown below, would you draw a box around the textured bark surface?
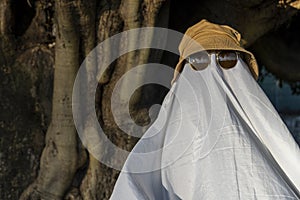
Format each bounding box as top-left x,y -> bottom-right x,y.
0,0 -> 299,200
20,0 -> 82,199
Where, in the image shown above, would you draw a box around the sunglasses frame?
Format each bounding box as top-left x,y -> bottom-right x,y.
186,50 -> 241,71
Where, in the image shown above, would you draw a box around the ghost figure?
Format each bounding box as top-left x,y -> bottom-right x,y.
110,20 -> 300,200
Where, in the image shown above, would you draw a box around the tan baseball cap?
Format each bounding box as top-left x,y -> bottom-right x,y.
171,19 -> 259,84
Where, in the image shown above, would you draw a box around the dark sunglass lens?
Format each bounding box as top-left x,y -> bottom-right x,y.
188,52 -> 210,71
218,51 -> 237,69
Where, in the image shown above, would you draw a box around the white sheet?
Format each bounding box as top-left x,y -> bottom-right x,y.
110,54 -> 300,200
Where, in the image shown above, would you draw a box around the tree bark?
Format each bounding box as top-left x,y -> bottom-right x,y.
80,1 -> 169,199
20,0 -> 82,199
0,0 -> 14,64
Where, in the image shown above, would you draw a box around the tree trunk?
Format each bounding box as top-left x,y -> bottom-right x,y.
20,0 -> 82,199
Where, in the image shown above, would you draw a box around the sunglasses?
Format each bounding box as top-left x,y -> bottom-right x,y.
186,51 -> 241,71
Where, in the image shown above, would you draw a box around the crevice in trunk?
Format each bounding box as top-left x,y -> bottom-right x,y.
11,0 -> 36,37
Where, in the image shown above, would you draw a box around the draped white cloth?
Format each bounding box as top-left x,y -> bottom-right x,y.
110,55 -> 300,200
